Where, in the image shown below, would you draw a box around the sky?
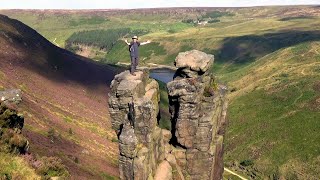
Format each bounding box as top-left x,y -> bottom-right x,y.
1,0 -> 319,9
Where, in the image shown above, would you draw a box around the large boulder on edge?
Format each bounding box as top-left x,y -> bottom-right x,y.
175,50 -> 214,74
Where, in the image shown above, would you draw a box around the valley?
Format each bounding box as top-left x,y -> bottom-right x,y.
0,5 -> 320,179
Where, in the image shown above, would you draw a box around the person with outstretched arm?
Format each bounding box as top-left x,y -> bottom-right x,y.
125,36 -> 151,75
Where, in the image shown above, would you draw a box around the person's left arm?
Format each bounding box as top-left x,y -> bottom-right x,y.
140,40 -> 152,45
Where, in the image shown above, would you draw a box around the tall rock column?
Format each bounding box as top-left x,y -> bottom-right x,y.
108,68 -> 166,180
167,50 -> 228,180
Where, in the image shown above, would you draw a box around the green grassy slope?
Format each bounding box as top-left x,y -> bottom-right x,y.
224,42 -> 320,179
1,6 -> 320,179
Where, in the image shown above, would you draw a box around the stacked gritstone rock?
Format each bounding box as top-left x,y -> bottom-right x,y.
167,50 -> 228,180
108,68 -> 171,180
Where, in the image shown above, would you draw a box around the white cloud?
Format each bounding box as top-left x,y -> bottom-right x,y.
0,0 -> 319,9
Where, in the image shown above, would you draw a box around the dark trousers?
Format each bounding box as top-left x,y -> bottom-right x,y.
130,56 -> 139,73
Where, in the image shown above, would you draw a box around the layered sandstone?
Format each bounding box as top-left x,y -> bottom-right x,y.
108,68 -> 169,179
108,50 -> 227,180
167,50 -> 228,180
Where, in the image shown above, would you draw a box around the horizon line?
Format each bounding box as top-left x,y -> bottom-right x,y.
0,4 -> 319,11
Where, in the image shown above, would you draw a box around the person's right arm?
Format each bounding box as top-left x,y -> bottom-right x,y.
124,39 -> 130,45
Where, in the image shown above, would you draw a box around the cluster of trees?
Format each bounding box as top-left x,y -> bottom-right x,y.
182,11 -> 234,25
208,19 -> 220,23
65,28 -> 149,52
182,19 -> 195,24
202,11 -> 234,19
182,18 -> 220,25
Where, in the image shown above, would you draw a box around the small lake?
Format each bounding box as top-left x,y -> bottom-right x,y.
150,68 -> 175,84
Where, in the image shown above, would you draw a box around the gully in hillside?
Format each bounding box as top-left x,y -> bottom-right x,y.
124,36 -> 151,75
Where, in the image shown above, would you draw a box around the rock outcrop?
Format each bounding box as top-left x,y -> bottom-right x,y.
0,89 -> 22,106
108,50 -> 227,180
167,50 -> 227,180
0,89 -> 29,154
108,68 -> 168,179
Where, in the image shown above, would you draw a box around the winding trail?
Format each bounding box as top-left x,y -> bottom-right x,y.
224,168 -> 248,180
53,37 -> 60,47
292,85 -> 303,105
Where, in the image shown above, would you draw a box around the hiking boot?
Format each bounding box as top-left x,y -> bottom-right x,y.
131,72 -> 136,76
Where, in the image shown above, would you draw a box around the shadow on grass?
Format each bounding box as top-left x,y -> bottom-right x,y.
0,14 -> 119,88
209,30 -> 320,72
279,16 -> 315,21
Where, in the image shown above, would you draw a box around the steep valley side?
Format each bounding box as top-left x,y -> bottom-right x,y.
0,14 -> 120,179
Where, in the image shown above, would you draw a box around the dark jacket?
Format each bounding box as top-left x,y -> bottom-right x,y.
129,41 -> 140,57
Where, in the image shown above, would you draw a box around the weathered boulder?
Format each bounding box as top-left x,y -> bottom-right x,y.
0,89 -> 22,106
167,50 -> 227,180
174,50 -> 214,78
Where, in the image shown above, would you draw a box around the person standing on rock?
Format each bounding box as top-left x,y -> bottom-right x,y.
125,36 -> 151,75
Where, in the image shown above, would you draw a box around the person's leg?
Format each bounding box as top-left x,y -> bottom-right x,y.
133,57 -> 137,72
135,57 -> 139,72
130,56 -> 137,75
130,56 -> 135,74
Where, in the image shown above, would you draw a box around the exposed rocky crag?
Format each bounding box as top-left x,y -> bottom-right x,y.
108,50 -> 227,180
0,89 -> 29,154
168,50 -> 228,180
0,89 -> 22,106
108,68 -> 168,179
0,90 -> 70,179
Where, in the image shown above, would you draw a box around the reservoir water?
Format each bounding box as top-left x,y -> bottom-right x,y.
150,68 -> 175,84
150,68 -> 228,95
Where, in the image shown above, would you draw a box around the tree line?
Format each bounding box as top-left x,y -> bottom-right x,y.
65,28 -> 149,51
182,11 -> 234,24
